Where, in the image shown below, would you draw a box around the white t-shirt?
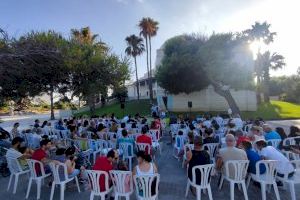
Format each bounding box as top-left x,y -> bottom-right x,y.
6,148 -> 22,159
260,146 -> 294,174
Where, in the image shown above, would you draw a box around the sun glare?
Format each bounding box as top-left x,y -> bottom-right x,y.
249,39 -> 267,59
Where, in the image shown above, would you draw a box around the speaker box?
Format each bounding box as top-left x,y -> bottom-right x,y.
188,101 -> 192,108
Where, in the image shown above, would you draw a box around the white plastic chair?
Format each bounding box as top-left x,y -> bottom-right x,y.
182,144 -> 194,168
133,174 -> 160,200
149,129 -> 162,154
219,160 -> 249,200
202,143 -> 219,164
6,156 -> 30,194
92,139 -> 109,164
109,170 -> 133,200
49,162 -> 81,200
136,143 -> 151,155
267,139 -> 282,149
119,143 -> 134,171
173,135 -> 186,160
26,159 -> 51,199
86,170 -> 113,200
185,164 -> 214,200
246,160 -> 280,200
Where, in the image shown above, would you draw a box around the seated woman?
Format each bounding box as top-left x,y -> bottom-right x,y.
186,136 -> 211,186
97,123 -> 108,140
65,147 -> 81,179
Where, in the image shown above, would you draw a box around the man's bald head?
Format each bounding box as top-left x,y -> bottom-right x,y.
225,134 -> 236,147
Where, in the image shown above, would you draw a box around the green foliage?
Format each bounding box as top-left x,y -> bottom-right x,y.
112,85 -> 128,102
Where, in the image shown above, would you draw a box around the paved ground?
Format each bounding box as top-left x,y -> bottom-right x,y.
1,135 -> 299,200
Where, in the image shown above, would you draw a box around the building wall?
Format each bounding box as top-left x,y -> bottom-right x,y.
156,85 -> 257,112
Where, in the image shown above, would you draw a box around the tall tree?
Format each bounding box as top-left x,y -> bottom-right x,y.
138,17 -> 159,102
256,51 -> 285,102
156,33 -> 254,115
243,21 -> 276,104
125,34 -> 145,100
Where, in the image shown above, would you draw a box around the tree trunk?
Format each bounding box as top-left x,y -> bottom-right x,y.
211,82 -> 241,116
134,56 -> 140,100
50,89 -> 55,120
148,36 -> 154,102
88,94 -> 96,116
256,76 -> 262,105
144,36 -> 151,102
263,69 -> 270,103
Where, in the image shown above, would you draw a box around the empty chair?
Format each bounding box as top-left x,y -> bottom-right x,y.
149,129 -> 162,154
109,170 -> 133,200
246,160 -> 280,200
133,174 -> 160,200
219,160 -> 249,200
6,156 -> 30,194
26,159 -> 51,199
49,162 -> 80,200
185,164 -> 214,200
86,170 -> 113,200
119,143 -> 135,171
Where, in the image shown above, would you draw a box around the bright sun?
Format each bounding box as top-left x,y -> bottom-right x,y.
249,39 -> 267,59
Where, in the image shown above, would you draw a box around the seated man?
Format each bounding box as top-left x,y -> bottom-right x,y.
117,130 -> 135,155
31,139 -> 59,174
263,124 -> 281,141
239,141 -> 266,175
93,149 -> 118,192
256,139 -> 294,178
0,131 -> 11,149
137,127 -> 152,155
203,128 -> 218,144
6,137 -> 31,170
249,126 -> 265,143
216,134 -> 248,178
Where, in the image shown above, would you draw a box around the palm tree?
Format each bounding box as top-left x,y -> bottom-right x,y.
125,34 -> 145,100
243,21 -> 276,104
257,51 -> 285,102
138,17 -> 159,102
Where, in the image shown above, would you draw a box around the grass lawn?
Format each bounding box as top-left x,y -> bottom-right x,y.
75,99 -> 152,118
74,100 -> 300,120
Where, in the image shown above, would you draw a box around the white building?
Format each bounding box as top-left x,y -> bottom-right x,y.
127,45 -> 257,112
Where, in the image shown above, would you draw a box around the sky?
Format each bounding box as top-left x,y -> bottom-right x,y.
1,0 -> 299,81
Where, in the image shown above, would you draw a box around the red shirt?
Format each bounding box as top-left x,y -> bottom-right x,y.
31,148 -> 47,173
92,156 -> 113,191
137,134 -> 152,154
236,136 -> 250,147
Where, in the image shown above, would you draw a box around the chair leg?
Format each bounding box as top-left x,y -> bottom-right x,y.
197,188 -> 201,200
89,192 -> 94,200
207,185 -> 213,200
185,181 -> 190,197
114,194 -> 118,200
230,182 -> 235,200
37,179 -> 42,199
289,182 -> 296,200
7,174 -> 13,191
241,182 -> 248,200
26,178 -> 32,199
13,174 -> 19,194
60,184 -> 65,200
246,176 -> 251,189
261,183 -> 266,200
272,182 -> 280,200
75,176 -> 81,192
50,182 -> 55,200
218,175 -> 224,190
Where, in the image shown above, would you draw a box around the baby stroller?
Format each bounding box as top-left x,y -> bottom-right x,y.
0,147 -> 10,177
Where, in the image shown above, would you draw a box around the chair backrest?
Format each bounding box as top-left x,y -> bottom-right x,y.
170,124 -> 179,134
128,133 -> 138,141
175,135 -> 186,149
133,174 -> 160,199
136,143 -> 151,155
95,139 -> 108,150
86,170 -> 110,195
202,143 -> 219,159
109,170 -> 133,194
119,143 -> 134,158
225,160 -> 249,181
149,129 -> 160,142
49,162 -> 68,183
183,144 -> 194,158
283,137 -> 296,146
6,156 -> 23,174
191,164 -> 214,187
255,160 -> 277,183
267,139 -> 282,148
27,159 -> 47,178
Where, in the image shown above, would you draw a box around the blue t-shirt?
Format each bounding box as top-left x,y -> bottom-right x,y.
265,131 -> 281,141
246,149 -> 266,174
